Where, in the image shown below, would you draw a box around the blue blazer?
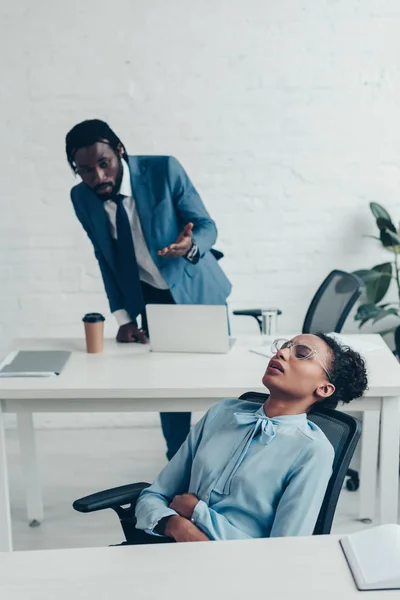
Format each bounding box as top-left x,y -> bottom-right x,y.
70,155 -> 232,314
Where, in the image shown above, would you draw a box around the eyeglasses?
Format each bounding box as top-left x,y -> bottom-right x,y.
271,339 -> 332,381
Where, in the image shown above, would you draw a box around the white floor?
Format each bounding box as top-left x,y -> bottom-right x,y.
5,426 -> 399,551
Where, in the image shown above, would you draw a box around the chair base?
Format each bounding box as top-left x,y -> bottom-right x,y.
345,468 -> 360,492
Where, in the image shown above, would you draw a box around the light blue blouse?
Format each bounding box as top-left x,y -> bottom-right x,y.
135,399 -> 334,540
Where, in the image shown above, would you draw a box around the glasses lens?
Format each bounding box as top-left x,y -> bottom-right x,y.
272,339 -> 290,353
294,344 -> 313,359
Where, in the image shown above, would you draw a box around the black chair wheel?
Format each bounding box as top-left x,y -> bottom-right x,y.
346,477 -> 359,492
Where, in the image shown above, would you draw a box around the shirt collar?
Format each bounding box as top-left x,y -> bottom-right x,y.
254,404 -> 307,426
118,158 -> 133,197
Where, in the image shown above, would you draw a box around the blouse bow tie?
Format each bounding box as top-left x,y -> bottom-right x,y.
233,411 -> 278,445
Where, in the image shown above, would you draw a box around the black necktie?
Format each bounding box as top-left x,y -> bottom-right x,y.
114,194 -> 145,320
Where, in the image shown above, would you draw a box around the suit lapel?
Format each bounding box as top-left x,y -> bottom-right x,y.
128,156 -> 155,254
82,185 -> 117,272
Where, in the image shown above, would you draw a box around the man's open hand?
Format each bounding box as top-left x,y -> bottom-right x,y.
169,493 -> 199,519
157,223 -> 193,258
116,323 -> 148,344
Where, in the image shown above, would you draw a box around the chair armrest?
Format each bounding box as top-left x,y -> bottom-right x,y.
73,482 -> 150,513
233,308 -> 282,317
233,309 -> 262,317
233,308 -> 282,334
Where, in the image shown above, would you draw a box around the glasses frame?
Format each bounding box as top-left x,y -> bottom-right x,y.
271,338 -> 332,382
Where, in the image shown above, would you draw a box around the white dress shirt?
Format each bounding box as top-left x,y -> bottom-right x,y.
103,159 -> 168,326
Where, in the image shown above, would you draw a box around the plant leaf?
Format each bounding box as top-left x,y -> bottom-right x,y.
383,229 -> 400,246
372,308 -> 400,324
371,262 -> 394,273
352,269 -> 380,284
370,202 -> 393,223
355,303 -> 381,321
376,217 -> 396,232
352,267 -> 393,285
359,317 -> 372,328
380,227 -> 400,248
366,274 -> 392,302
355,303 -> 399,326
366,263 -> 392,303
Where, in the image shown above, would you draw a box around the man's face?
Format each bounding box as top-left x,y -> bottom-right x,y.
74,141 -> 123,200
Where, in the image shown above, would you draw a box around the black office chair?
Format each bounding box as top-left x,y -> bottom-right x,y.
73,392 -> 361,543
233,269 -> 363,334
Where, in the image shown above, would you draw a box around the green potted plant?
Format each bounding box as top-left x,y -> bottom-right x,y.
353,202 -> 400,354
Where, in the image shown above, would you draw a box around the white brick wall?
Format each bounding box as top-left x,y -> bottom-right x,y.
1,0 -> 400,428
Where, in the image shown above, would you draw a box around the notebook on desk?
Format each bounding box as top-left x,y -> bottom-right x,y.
340,524 -> 400,590
0,350 -> 71,378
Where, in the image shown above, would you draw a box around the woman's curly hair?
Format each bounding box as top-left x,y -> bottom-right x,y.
313,332 -> 368,410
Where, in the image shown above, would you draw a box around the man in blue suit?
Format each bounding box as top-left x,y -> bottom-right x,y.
65,119 -> 231,460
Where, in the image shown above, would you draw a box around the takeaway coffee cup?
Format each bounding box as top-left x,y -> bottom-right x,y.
82,313 -> 105,354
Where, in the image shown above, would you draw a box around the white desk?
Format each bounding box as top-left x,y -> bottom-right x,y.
0,535 -> 398,599
0,334 -> 399,552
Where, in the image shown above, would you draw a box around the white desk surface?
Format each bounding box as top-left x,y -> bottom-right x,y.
0,334 -> 399,403
0,535 -> 397,599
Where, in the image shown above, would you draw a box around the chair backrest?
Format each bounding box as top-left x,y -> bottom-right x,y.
302,269 -> 363,334
307,407 -> 361,534
238,392 -> 361,535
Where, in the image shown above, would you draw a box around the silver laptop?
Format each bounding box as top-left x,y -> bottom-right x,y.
146,304 -> 235,354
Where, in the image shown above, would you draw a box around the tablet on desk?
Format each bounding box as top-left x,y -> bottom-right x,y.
0,350 -> 71,378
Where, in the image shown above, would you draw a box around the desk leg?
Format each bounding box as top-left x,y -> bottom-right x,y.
379,396 -> 400,525
0,400 -> 12,551
17,413 -> 43,526
358,409 -> 380,521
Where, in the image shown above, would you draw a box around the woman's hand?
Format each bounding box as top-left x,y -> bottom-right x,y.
164,515 -> 209,542
169,493 -> 199,519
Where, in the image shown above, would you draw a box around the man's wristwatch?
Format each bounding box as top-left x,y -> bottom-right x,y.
185,240 -> 200,264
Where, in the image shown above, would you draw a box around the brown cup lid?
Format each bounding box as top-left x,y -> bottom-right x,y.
82,313 -> 105,323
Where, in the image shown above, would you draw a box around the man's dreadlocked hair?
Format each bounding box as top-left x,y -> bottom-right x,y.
311,332 -> 368,411
65,119 -> 128,172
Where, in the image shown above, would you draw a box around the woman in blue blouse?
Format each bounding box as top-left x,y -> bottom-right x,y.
135,332 -> 368,542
